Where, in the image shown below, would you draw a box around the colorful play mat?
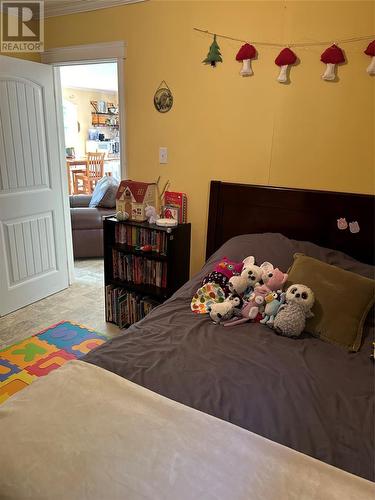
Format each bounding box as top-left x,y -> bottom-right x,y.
0,321 -> 107,404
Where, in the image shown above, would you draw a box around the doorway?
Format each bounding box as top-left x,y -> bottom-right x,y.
59,62 -> 121,197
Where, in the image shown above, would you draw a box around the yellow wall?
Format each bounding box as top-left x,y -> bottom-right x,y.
44,1 -> 374,272
62,87 -> 118,156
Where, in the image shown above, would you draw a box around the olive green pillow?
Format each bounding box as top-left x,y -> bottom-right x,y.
287,254 -> 375,351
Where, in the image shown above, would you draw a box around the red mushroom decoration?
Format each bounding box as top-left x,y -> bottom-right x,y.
364,40 -> 375,75
236,43 -> 257,76
320,44 -> 345,81
274,48 -> 297,83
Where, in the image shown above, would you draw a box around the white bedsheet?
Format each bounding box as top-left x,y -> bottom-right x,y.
0,360 -> 373,500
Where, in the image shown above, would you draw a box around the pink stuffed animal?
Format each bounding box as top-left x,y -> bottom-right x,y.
256,268 -> 288,295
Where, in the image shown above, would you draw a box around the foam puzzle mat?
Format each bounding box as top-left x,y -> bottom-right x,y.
0,321 -> 107,404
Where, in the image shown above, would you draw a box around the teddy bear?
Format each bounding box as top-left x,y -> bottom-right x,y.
208,294 -> 243,324
273,284 -> 315,337
202,257 -> 243,297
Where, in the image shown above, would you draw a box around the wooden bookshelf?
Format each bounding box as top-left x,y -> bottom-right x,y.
103,217 -> 191,327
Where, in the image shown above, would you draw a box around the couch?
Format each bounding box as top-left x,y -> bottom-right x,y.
70,195 -> 115,258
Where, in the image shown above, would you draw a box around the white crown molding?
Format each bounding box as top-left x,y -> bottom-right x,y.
41,41 -> 127,63
44,0 -> 146,18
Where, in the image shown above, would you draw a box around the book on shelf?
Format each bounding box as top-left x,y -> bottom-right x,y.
105,285 -> 159,326
115,225 -> 168,254
112,250 -> 167,288
164,191 -> 187,223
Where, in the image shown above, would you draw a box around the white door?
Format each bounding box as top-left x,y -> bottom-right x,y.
0,55 -> 69,316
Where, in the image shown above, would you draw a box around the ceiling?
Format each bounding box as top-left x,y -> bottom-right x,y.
60,63 -> 118,92
44,0 -> 146,18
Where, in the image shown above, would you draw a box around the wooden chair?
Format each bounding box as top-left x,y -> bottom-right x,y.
73,152 -> 105,194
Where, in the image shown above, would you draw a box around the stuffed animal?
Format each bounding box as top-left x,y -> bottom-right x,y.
191,283 -> 226,314
273,284 -> 315,337
260,291 -> 285,326
223,287 -> 268,327
241,256 -> 267,288
145,205 -> 159,224
228,274 -> 249,296
208,294 -> 243,324
202,257 -> 243,296
256,268 -> 288,295
116,210 -> 129,221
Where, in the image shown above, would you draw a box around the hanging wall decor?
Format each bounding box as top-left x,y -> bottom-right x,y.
195,27 -> 374,82
320,44 -> 345,81
154,81 -> 173,113
274,48 -> 297,83
202,34 -> 223,67
236,43 -> 257,76
364,40 -> 375,75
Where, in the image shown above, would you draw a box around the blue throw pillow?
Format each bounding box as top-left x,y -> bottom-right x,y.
89,176 -> 119,208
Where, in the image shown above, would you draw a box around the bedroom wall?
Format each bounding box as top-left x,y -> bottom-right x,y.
43,2 -> 375,272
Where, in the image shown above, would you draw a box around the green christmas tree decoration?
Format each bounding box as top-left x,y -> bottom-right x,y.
202,34 -> 223,67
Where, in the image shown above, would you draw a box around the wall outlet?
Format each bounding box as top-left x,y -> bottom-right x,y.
159,147 -> 168,164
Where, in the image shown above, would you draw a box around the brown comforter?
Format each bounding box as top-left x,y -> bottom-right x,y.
84,233 -> 375,481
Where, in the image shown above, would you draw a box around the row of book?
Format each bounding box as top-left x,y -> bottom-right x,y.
112,250 -> 168,288
105,285 -> 159,327
115,225 -> 168,254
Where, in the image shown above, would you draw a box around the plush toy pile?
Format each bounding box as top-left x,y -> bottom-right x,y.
191,256 -> 315,338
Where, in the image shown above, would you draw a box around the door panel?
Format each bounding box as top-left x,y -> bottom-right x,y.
0,78 -> 49,191
0,55 -> 69,316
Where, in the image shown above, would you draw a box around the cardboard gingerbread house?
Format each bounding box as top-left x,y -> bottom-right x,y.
116,180 -> 157,221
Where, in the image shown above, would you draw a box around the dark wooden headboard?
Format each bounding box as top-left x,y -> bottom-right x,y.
206,181 -> 374,265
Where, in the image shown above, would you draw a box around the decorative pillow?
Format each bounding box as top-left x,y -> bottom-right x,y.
191,283 -> 226,314
287,253 -> 375,351
89,176 -> 119,208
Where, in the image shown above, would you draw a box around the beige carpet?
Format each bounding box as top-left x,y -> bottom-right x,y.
0,259 -> 120,350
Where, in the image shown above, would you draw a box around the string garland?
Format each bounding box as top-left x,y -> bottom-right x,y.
193,27 -> 375,49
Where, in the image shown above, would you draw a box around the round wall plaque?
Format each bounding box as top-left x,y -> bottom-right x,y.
154,81 -> 173,113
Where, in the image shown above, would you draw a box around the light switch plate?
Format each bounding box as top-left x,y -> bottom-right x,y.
159,147 -> 168,164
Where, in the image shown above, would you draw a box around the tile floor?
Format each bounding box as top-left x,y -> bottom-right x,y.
0,259 -> 121,350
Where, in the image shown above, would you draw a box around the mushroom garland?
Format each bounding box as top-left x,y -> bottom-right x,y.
320,44 -> 345,81
236,43 -> 257,76
364,40 -> 375,75
274,48 -> 297,83
201,37 -> 372,80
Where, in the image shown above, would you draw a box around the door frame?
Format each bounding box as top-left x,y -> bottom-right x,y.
41,42 -> 127,283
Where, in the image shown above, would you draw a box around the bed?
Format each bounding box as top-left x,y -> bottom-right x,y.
83,181 -> 374,481
0,181 -> 374,498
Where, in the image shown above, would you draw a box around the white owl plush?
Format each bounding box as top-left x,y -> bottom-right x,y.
273,284 -> 315,337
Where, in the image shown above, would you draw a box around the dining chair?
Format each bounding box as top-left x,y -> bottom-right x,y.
73,152 -> 105,194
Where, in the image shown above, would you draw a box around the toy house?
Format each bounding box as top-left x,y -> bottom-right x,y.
116,180 -> 157,221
